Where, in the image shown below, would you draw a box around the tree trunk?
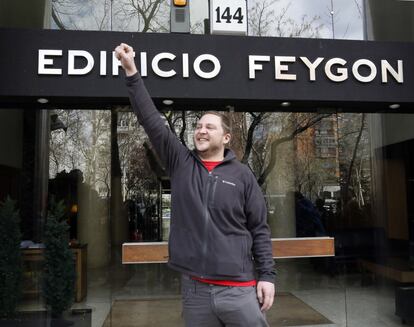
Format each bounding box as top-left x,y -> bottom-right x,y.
110,109 -> 127,261
343,113 -> 365,205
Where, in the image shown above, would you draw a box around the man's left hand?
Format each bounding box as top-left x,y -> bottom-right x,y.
256,281 -> 275,312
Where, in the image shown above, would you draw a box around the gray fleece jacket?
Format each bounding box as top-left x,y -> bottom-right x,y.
126,73 -> 275,283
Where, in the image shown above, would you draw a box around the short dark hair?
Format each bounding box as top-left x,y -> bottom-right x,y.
202,111 -> 231,134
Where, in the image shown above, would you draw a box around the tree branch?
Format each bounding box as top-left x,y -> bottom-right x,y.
179,111 -> 187,147
343,113 -> 365,204
52,7 -> 67,30
257,113 -> 331,185
241,112 -> 265,164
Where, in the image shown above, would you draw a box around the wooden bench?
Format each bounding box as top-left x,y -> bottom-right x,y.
359,257 -> 414,284
122,237 -> 335,264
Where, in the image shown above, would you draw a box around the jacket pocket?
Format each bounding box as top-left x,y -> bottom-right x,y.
209,176 -> 244,214
205,234 -> 247,277
169,225 -> 197,270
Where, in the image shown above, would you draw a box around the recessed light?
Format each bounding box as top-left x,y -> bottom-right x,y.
163,99 -> 174,106
389,103 -> 400,109
37,98 -> 49,104
281,102 -> 291,107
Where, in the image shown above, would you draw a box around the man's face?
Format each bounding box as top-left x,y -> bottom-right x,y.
193,114 -> 230,159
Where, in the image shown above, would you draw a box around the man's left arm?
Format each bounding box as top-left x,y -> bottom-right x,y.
245,171 -> 276,311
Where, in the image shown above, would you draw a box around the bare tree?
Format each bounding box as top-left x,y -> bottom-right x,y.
241,112 -> 267,163
249,0 -> 323,38
256,113 -> 332,186
325,0 -> 363,39
294,133 -> 333,200
163,111 -> 189,147
249,0 -> 278,36
117,0 -> 168,32
338,113 -> 369,206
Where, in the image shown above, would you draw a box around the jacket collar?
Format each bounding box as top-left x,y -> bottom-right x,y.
191,148 -> 236,164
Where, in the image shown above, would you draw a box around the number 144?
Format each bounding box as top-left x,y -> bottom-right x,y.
215,7 -> 244,24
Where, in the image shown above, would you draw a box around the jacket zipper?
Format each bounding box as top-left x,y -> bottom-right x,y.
200,172 -> 212,274
200,172 -> 218,275
192,153 -> 226,276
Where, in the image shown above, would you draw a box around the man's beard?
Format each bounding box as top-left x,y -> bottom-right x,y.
196,143 -> 222,158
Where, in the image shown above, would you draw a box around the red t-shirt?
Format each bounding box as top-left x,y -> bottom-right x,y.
202,160 -> 221,172
195,160 -> 257,287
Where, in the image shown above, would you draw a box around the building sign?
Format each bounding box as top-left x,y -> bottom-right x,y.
0,28 -> 413,111
36,49 -> 404,85
209,0 -> 248,35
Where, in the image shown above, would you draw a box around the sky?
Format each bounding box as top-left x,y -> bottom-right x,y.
190,0 -> 364,40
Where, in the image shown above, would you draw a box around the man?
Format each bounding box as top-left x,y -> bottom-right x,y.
115,43 -> 275,327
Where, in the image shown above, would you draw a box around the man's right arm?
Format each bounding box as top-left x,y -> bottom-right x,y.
115,43 -> 186,173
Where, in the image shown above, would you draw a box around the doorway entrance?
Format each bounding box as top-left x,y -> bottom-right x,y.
1,27 -> 413,327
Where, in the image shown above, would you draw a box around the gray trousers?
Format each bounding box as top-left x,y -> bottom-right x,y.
181,275 -> 269,327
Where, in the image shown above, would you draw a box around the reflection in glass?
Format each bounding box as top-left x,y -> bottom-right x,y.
1,106 -> 413,325
51,0 -> 170,33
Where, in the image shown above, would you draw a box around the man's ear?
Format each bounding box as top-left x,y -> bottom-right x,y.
223,133 -> 231,145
